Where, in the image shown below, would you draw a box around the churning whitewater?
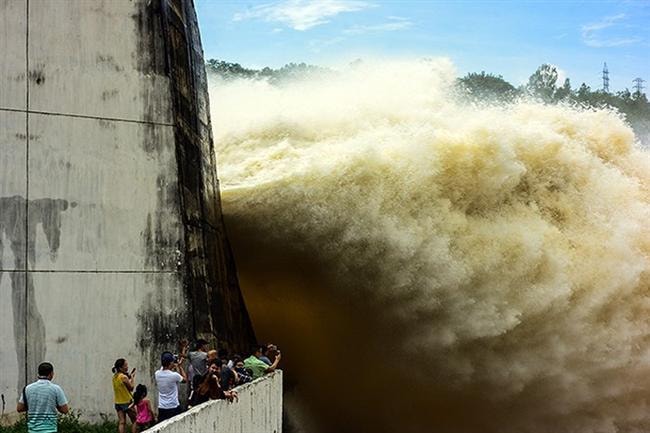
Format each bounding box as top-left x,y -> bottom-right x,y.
209,59 -> 650,433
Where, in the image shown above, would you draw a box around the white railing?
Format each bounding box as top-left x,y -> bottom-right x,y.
148,371 -> 282,433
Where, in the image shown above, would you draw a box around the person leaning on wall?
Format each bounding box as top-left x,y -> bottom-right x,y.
243,344 -> 282,379
17,362 -> 69,433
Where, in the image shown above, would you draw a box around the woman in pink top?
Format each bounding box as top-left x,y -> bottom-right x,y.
129,384 -> 155,432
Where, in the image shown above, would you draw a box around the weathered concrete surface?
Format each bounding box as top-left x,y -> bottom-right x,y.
28,114 -> 180,271
31,271 -> 188,413
0,111 -> 26,270
149,371 -> 283,433
28,0 -> 172,123
159,0 -> 256,350
0,272 -> 21,417
0,0 -> 26,110
0,0 -> 257,422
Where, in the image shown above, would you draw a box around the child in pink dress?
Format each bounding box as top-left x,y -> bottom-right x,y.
129,384 -> 155,432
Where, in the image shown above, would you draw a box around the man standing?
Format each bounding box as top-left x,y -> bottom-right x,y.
155,352 -> 187,422
17,362 -> 69,433
243,345 -> 282,379
187,339 -> 209,380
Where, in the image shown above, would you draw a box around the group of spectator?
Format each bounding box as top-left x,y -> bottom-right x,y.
120,340 -> 282,432
111,340 -> 281,432
16,341 -> 281,433
185,339 -> 282,409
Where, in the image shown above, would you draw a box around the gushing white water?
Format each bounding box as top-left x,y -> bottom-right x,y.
210,59 -> 650,433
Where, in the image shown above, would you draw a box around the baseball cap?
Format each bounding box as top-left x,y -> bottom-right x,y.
161,351 -> 176,365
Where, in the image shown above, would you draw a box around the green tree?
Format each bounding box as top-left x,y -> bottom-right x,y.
205,58 -> 333,83
527,64 -> 558,102
571,83 -> 650,146
457,71 -> 519,103
554,78 -> 572,102
205,59 -> 256,79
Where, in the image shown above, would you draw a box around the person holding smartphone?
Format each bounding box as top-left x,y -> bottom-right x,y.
155,352 -> 187,422
112,358 -> 136,433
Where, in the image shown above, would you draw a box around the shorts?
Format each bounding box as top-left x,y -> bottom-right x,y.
157,406 -> 182,422
114,402 -> 132,412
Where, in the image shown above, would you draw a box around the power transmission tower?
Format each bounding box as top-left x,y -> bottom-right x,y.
602,62 -> 609,93
632,77 -> 645,95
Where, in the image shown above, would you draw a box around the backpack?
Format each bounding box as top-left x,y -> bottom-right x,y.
22,386 -> 28,411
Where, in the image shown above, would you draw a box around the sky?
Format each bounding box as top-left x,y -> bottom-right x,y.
196,0 -> 650,91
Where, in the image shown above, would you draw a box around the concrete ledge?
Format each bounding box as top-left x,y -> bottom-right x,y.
149,371 -> 282,433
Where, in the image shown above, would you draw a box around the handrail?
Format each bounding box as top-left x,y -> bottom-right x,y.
148,370 -> 282,433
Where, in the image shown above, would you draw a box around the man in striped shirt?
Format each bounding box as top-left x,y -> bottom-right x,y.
17,362 -> 69,433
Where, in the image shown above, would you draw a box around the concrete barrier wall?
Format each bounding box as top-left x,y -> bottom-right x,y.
0,0 -> 256,422
0,0 -> 185,419
149,371 -> 283,433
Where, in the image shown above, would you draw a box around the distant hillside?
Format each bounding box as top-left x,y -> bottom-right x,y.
205,59 -> 335,84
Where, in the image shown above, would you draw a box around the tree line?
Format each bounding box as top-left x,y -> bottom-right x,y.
206,59 -> 649,145
458,64 -> 649,144
206,59 -> 333,84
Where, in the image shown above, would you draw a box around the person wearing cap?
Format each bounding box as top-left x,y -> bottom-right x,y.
155,352 -> 187,422
17,362 -> 69,433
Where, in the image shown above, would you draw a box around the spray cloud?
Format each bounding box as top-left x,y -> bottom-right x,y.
209,59 -> 650,433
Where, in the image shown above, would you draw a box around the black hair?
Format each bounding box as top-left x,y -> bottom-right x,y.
133,384 -> 147,404
195,339 -> 209,350
218,348 -> 228,359
192,374 -> 203,393
221,367 -> 235,388
251,345 -> 265,356
38,362 -> 54,377
112,358 -> 126,374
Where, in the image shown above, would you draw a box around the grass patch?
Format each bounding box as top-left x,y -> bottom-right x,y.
0,411 -> 118,433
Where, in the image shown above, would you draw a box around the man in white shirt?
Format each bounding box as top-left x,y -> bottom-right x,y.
155,352 -> 187,422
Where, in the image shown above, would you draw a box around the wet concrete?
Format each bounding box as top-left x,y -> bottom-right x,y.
0,196 -> 71,390
144,0 -> 256,354
1,0 -> 257,418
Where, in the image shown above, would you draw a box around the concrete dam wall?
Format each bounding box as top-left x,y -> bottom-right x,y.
0,0 -> 255,419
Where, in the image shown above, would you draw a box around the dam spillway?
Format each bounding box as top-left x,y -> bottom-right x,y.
210,60 -> 650,433
0,0 -> 255,419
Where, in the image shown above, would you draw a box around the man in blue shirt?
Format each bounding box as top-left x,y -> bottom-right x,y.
17,362 -> 69,433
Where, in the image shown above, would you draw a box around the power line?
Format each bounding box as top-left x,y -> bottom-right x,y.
632,77 -> 645,94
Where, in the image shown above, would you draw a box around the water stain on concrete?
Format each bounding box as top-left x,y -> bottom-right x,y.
101,89 -> 119,101
0,196 -> 71,391
132,0 -> 166,77
97,119 -> 116,130
14,134 -> 40,141
96,54 -> 124,72
28,64 -> 46,86
132,0 -> 168,128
